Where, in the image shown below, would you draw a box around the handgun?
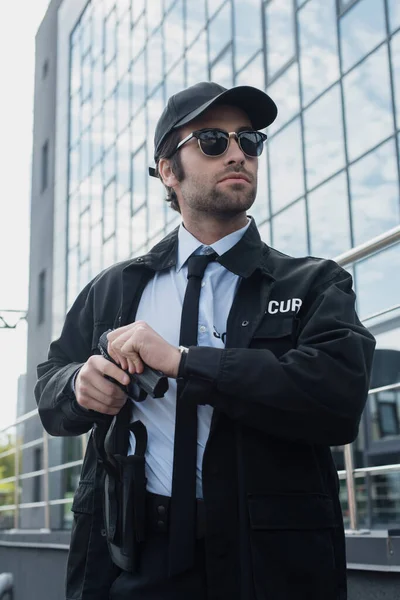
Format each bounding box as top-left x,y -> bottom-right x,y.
98,329 -> 169,400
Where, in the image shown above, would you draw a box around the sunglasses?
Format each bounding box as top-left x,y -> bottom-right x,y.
174,128 -> 268,158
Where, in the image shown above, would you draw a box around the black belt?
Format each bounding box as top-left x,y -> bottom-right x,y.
146,492 -> 206,539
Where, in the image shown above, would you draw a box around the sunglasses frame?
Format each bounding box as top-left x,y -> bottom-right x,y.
173,128 -> 268,158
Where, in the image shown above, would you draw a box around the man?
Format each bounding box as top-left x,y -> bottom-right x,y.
35,82 -> 375,600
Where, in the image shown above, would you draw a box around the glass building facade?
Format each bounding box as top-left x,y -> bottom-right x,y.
1,0 -> 399,536
62,0 -> 400,529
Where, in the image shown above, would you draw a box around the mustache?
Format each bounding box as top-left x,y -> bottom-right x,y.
217,167 -> 254,183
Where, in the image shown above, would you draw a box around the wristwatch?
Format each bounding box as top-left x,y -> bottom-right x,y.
178,346 -> 189,378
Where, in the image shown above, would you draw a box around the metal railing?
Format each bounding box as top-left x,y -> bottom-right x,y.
0,224 -> 399,534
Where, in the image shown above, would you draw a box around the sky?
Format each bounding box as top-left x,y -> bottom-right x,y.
0,1 -> 51,432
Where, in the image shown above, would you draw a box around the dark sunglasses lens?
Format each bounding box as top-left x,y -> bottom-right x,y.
239,132 -> 265,157
198,130 -> 229,156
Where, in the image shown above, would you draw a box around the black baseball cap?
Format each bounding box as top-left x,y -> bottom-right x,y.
149,81 -> 278,177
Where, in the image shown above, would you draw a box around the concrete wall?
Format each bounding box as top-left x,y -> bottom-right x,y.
22,0 -> 64,531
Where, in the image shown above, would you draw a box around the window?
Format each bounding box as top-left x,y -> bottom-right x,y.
343,46 -> 393,162
308,172 -> 351,259
340,0 -> 386,73
234,0 -> 263,71
349,140 -> 400,246
298,0 -> 339,106
269,118 -> 305,214
267,63 -> 300,135
41,140 -> 49,192
33,448 -> 42,503
303,84 -> 345,190
265,0 -> 295,81
42,59 -> 49,79
209,2 -> 232,63
38,270 -> 46,325
272,198 -> 308,257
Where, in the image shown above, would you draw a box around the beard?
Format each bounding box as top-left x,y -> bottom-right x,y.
180,172 -> 257,218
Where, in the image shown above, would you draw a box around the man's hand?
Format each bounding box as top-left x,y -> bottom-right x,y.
107,322 -> 181,378
75,355 -> 130,415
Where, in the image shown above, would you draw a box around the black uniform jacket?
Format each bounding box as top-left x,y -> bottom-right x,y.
35,218 -> 375,600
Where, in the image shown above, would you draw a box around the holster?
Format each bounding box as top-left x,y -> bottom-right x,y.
94,418 -> 148,573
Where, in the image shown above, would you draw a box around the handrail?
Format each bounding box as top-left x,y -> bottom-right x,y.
334,224 -> 400,268
0,225 -> 399,534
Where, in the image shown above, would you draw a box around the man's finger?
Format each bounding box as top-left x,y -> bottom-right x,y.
101,359 -> 131,387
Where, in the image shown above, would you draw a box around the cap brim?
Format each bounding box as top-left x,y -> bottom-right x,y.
173,86 -> 278,131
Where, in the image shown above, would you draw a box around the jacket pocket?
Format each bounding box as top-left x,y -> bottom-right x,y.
250,316 -> 295,355
71,480 -> 94,515
247,493 -> 340,600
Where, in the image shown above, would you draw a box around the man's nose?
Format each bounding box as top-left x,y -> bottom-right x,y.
223,134 -> 246,165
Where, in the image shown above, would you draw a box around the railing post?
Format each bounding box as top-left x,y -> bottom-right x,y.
42,430 -> 50,530
13,427 -> 20,530
344,443 -> 358,530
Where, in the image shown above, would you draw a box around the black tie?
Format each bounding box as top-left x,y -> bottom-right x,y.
168,250 -> 217,576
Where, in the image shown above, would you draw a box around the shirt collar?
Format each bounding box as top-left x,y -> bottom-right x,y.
176,218 -> 251,273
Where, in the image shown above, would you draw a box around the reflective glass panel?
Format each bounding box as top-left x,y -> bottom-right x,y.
298,0 -> 340,106
391,31 -> 400,128
104,59 -> 117,99
117,192 -> 131,261
350,139 -> 400,246
82,52 -> 92,104
308,172 -> 351,259
132,14 -> 146,60
209,2 -> 232,63
80,176 -> 91,213
147,0 -> 163,34
92,1 -> 104,59
388,0 -> 400,33
103,235 -> 116,269
340,0 -> 386,73
132,51 -> 146,116
131,108 -> 147,153
117,12 -> 131,77
132,145 -> 147,212
186,31 -> 208,87
69,143 -> 80,194
104,94 -> 117,149
67,248 -> 79,311
104,8 -> 117,67
103,144 -> 116,185
132,0 -> 145,23
80,209 -> 90,263
68,192 -> 80,250
81,14 -> 92,57
116,72 -> 131,135
92,58 -> 103,116
70,93 -> 80,148
211,46 -> 233,88
70,38 -> 81,96
147,88 -> 164,161
91,164 -> 103,225
258,219 -> 271,246
272,198 -> 308,257
92,112 -> 103,166
165,61 -> 185,104
269,118 -> 305,213
132,206 -> 148,251
186,0 -> 206,46
303,84 -> 345,190
265,0 -> 295,81
164,0 -> 184,70
80,127 -> 91,181
344,46 -> 393,162
104,178 -> 116,240
147,28 -> 164,95
236,52 -> 264,89
116,128 -> 131,198
79,260 -> 91,291
355,244 -> 400,320
267,63 -> 300,135
234,0 -> 263,71
90,221 -> 103,277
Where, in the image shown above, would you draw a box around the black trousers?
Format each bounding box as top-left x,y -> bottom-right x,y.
109,532 -> 208,599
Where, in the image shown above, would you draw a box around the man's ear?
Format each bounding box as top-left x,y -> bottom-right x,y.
158,158 -> 178,188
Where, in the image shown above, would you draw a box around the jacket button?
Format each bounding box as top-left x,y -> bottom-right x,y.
101,528 -> 107,537
137,257 -> 144,262
157,505 -> 166,515
242,320 -> 249,327
157,520 -> 166,529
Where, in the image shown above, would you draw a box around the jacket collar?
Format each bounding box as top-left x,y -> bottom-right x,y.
123,216 -> 275,280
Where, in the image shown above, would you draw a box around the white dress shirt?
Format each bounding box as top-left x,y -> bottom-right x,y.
129,218 -> 251,498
